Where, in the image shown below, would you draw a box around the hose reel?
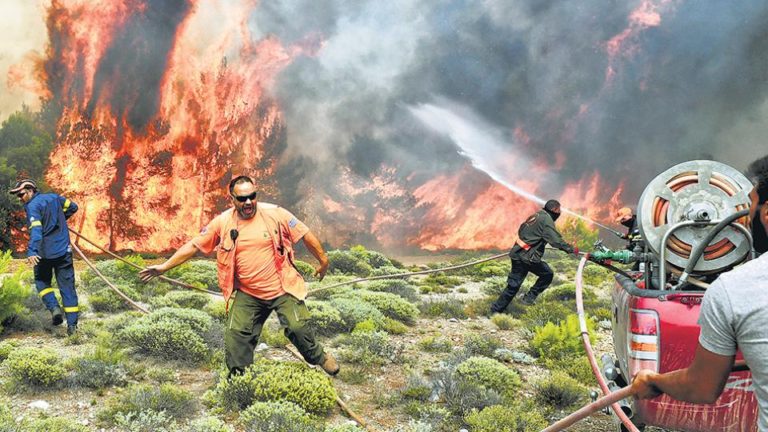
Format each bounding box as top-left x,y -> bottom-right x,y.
637,160 -> 753,274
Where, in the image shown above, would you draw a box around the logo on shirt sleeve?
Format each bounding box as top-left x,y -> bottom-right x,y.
288,218 -> 299,228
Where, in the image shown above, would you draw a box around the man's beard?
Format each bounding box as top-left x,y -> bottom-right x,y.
752,209 -> 768,255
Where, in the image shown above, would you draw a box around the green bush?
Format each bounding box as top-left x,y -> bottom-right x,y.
6,347 -> 67,388
539,282 -> 595,302
239,401 -> 322,432
0,340 -> 19,361
546,355 -> 597,386
381,317 -> 409,335
165,260 -> 219,291
352,319 -> 377,333
481,276 -> 507,296
360,279 -> 418,302
21,416 -> 91,432
327,250 -> 372,276
418,335 -> 454,353
183,416 -> 233,432
119,308 -> 214,362
434,368 -> 501,417
0,266 -> 32,328
89,285 -> 141,313
113,410 -> 175,432
145,307 -> 213,334
400,374 -> 432,401
205,300 -> 228,322
349,245 -> 392,269
329,297 -> 386,331
115,254 -> 145,274
337,330 -> 398,367
582,264 -> 612,286
464,334 -> 503,357
520,301 -> 572,331
370,266 -> 408,277
458,260 -> 510,280
205,358 -> 337,415
305,301 -> 346,336
356,291 -> 419,324
420,272 -> 462,289
99,383 -> 196,423
73,357 -> 127,389
150,290 -> 210,310
294,260 -> 317,281
260,323 -> 289,348
72,333 -> 127,389
464,404 -> 548,432
534,371 -> 586,409
456,357 -> 521,399
418,297 -> 467,319
490,314 -> 517,330
531,314 -> 595,361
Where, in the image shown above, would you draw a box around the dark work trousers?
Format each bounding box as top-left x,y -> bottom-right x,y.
225,290 -> 325,373
491,259 -> 554,313
34,252 -> 79,326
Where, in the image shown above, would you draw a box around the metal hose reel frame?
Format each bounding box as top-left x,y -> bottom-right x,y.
637,160 -> 753,277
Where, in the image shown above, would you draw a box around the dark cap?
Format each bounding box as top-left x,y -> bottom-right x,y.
544,199 -> 561,212
9,179 -> 37,194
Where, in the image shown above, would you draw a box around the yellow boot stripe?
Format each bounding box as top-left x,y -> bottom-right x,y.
63,199 -> 71,212
38,287 -> 56,297
63,306 -> 79,313
30,220 -> 42,228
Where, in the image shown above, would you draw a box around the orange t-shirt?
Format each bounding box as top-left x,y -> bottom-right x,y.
192,204 -> 309,300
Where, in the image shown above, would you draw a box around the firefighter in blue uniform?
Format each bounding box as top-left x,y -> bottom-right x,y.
9,179 -> 80,335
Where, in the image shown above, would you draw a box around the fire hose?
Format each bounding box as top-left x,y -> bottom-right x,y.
69,228 -> 223,296
543,256 -> 641,432
68,238 -> 377,432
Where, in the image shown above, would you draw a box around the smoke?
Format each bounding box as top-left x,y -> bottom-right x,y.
0,1 -> 48,119
5,0 -> 768,251
256,0 -> 768,206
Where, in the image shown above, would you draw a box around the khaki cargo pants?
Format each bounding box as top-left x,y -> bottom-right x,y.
225,290 -> 325,372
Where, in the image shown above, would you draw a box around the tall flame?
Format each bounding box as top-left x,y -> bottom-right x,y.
44,0 -> 305,251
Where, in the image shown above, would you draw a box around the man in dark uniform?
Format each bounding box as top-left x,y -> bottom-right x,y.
491,199 -> 577,312
9,179 -> 80,335
615,207 -> 642,270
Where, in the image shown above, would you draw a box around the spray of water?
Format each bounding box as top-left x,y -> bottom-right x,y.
409,102 -> 622,235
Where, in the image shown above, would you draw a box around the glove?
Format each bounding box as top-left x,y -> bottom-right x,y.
572,244 -> 580,256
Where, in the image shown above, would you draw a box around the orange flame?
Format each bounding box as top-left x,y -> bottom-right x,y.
43,0 -> 307,252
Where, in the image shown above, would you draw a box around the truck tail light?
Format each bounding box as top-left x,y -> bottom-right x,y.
628,309 -> 659,374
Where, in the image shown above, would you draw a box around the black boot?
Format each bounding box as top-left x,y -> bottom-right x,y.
51,307 -> 64,326
67,324 -> 78,336
228,367 -> 245,379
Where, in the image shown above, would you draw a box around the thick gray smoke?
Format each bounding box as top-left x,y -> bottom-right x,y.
253,0 -> 768,205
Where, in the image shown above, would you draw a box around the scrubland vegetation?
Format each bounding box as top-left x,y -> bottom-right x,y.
0,245 -> 624,431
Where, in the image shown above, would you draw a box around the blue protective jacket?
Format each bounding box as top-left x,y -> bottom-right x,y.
24,192 -> 78,259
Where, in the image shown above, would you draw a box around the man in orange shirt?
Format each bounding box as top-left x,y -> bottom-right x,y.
139,175 -> 337,377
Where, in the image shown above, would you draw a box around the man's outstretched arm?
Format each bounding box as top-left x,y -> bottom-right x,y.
139,240 -> 200,282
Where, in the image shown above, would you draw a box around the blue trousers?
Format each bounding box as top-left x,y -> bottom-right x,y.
34,252 -> 79,326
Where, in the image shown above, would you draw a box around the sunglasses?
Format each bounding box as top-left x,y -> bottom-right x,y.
233,192 -> 257,203
14,190 -> 28,198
